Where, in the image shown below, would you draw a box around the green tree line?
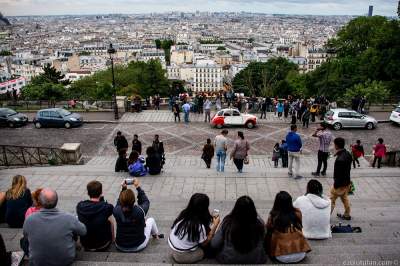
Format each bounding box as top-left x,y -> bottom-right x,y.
232,16 -> 399,104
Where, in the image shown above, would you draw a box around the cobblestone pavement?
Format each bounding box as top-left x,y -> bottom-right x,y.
1,120 -> 399,159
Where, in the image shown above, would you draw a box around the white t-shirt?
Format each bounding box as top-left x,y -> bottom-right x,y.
168,221 -> 207,252
214,135 -> 227,151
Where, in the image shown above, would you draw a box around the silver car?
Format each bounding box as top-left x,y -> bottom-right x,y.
324,108 -> 378,130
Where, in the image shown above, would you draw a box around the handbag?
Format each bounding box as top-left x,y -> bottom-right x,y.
331,223 -> 362,233
349,181 -> 355,195
244,156 -> 249,164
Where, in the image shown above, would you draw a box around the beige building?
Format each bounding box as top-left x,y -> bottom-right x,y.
170,45 -> 194,65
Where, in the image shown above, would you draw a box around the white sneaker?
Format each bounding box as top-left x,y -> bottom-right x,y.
11,251 -> 24,266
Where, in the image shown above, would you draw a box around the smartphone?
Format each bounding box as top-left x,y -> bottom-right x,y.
125,178 -> 134,185
212,209 -> 220,218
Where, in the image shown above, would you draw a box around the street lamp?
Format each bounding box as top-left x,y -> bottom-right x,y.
107,43 -> 118,120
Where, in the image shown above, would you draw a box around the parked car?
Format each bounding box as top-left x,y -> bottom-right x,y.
211,108 -> 257,129
0,108 -> 28,128
324,108 -> 377,130
33,108 -> 83,129
389,106 -> 400,125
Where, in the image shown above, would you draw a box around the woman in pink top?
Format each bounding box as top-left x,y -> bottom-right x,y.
25,188 -> 43,218
372,138 -> 387,169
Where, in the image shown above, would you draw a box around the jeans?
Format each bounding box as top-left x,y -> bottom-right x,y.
204,109 -> 211,122
316,151 -> 329,174
330,185 -> 351,217
184,112 -> 189,123
116,217 -> 159,252
260,110 -> 266,119
216,150 -> 226,172
233,158 -> 244,172
281,155 -> 288,168
174,113 -> 180,122
372,156 -> 382,168
288,151 -> 301,176
302,118 -> 309,128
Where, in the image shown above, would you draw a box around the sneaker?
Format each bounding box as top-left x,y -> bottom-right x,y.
11,251 -> 24,266
294,175 -> 304,179
311,172 -> 320,176
321,172 -> 326,176
337,213 -> 351,220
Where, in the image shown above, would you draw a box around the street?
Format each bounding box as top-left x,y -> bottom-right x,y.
1,121 -> 399,159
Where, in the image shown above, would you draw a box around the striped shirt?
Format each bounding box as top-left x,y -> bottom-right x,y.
317,130 -> 332,153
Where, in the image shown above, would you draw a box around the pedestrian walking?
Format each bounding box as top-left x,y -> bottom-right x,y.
272,143 -> 280,168
372,138 -> 387,168
201,138 -> 214,168
173,101 -> 181,122
301,107 -> 311,128
260,99 -> 267,119
283,100 -> 290,118
351,140 -> 364,168
214,129 -> 228,172
230,131 -> 250,173
286,125 -> 303,179
310,104 -> 318,122
182,101 -> 191,124
277,101 -> 284,118
204,98 -> 212,123
132,134 -> 142,155
152,134 -> 165,168
114,131 -> 128,153
198,95 -> 204,114
216,96 -> 222,111
330,137 -> 353,220
312,123 -> 333,177
280,140 -> 288,168
154,96 -> 160,110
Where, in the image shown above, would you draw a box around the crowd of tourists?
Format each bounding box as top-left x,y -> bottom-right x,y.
114,132 -> 165,176
1,171 -> 349,265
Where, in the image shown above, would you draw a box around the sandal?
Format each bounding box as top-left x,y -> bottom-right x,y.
337,213 -> 351,220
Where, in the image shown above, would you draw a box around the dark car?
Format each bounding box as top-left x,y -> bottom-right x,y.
33,108 -> 83,129
0,108 -> 28,128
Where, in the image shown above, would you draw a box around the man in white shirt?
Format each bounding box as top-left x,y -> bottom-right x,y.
214,129 -> 229,172
204,98 -> 212,123
182,101 -> 191,124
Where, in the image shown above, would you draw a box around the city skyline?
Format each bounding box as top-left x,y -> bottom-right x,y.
1,0 -> 398,17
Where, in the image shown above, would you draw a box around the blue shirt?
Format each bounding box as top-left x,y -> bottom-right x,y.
182,103 -> 191,113
286,131 -> 302,152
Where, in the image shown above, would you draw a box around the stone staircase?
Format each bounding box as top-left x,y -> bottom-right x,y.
1,155 -> 400,265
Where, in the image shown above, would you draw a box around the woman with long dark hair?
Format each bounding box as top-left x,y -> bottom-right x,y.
211,196 -> 266,264
145,146 -> 162,175
265,191 -> 311,264
168,193 -> 220,263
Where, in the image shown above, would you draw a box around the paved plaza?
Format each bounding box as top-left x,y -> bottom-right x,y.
1,110 -> 400,265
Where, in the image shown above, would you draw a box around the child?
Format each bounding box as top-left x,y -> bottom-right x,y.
202,138 -> 215,168
372,138 -> 387,169
279,140 -> 288,168
272,143 -> 280,168
351,140 -> 364,168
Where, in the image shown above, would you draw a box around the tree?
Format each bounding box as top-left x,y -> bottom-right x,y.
344,80 -> 390,109
0,50 -> 12,56
232,58 -> 298,97
155,39 -> 162,49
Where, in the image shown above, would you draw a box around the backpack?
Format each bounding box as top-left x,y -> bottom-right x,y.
331,223 -> 362,233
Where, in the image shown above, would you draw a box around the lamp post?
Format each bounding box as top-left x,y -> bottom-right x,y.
107,43 -> 118,120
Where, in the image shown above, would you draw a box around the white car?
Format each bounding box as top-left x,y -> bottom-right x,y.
390,106 -> 400,125
211,108 -> 257,129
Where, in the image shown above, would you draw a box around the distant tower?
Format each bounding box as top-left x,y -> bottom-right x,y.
368,5 -> 373,16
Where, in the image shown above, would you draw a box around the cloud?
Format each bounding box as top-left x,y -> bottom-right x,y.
1,0 -> 397,16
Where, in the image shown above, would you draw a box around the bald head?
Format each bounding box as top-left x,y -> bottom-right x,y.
39,188 -> 58,209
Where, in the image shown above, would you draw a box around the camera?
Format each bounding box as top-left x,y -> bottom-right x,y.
125,178 -> 134,185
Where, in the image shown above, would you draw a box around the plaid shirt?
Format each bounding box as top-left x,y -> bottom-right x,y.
317,130 -> 332,153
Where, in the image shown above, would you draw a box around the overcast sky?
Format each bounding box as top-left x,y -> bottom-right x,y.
1,0 -> 398,16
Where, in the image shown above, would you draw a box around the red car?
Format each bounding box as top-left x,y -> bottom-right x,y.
211,108 -> 257,129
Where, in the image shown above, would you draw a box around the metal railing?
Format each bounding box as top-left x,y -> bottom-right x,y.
0,145 -> 65,167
